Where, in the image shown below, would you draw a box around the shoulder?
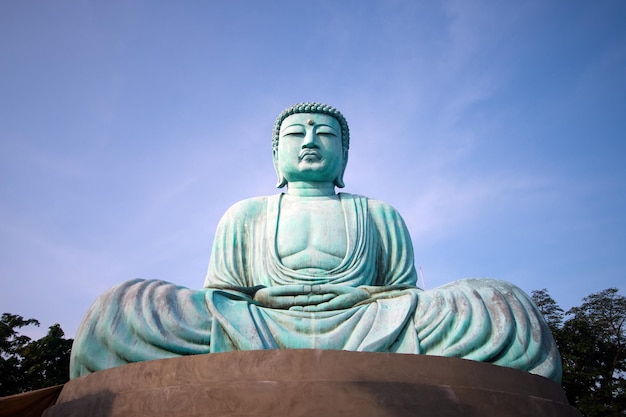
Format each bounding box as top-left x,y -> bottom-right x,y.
340,193 -> 407,223
218,195 -> 275,225
224,195 -> 270,215
367,197 -> 405,221
367,198 -> 400,213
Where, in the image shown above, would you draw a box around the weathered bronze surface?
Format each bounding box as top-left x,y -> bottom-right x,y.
70,103 -> 561,382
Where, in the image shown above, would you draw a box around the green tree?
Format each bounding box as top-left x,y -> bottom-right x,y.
531,288 -> 564,335
0,313 -> 73,396
532,288 -> 626,417
0,313 -> 40,396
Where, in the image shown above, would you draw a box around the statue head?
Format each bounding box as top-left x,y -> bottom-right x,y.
272,102 -> 350,188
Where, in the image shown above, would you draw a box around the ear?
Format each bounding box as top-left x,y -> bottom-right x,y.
273,148 -> 287,188
334,149 -> 348,188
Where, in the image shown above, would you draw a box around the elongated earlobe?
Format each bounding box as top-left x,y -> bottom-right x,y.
334,151 -> 348,188
276,174 -> 287,188
273,150 -> 287,188
334,171 -> 345,188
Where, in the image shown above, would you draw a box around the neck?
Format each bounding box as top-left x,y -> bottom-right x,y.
286,181 -> 336,197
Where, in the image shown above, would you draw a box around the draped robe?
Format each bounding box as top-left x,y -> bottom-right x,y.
70,193 -> 561,382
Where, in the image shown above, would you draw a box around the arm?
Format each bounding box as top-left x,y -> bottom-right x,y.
204,198 -> 266,288
368,199 -> 419,287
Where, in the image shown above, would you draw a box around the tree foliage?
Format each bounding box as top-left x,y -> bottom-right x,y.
532,288 -> 626,417
0,313 -> 73,396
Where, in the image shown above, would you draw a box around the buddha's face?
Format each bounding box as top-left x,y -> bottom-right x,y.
274,113 -> 346,185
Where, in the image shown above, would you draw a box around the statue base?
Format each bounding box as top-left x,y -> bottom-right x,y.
44,350 -> 580,417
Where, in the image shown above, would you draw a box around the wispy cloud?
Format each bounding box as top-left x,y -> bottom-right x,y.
402,173 -> 550,243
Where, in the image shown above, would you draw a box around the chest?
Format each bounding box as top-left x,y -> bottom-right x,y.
276,198 -> 348,260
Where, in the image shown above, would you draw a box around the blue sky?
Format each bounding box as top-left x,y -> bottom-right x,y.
1,0 -> 625,338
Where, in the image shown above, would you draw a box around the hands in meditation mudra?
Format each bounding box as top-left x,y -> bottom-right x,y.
70,103 -> 561,382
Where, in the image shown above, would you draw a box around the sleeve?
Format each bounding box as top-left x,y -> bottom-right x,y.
368,200 -> 419,287
203,199 -> 261,288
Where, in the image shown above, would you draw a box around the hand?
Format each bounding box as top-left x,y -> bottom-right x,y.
253,285 -> 335,309
290,285 -> 370,312
253,284 -> 370,311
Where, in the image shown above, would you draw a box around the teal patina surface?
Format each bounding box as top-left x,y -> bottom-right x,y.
70,103 -> 562,381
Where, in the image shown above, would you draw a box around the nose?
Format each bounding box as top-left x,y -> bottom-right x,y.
302,131 -> 319,148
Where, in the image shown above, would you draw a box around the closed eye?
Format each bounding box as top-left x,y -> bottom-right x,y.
281,125 -> 306,137
315,125 -> 339,136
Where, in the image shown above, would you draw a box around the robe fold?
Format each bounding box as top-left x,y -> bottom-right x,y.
70,193 -> 561,382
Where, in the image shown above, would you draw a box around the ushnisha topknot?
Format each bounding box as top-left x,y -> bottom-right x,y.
273,102 -> 350,152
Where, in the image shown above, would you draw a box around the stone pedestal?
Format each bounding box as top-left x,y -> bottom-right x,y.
44,350 -> 580,417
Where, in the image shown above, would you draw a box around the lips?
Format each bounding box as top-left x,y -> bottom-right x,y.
299,150 -> 322,161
